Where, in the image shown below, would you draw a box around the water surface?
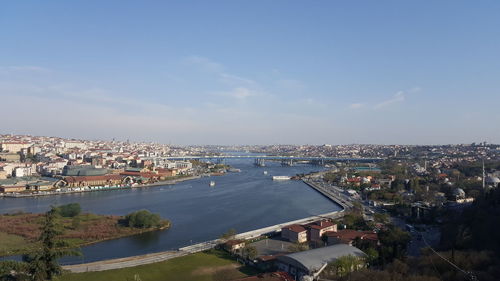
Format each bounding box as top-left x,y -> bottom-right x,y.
0,158 -> 340,264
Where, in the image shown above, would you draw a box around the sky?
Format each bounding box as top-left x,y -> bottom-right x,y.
1,1 -> 500,145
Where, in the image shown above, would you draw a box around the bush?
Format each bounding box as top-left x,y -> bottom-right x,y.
125,210 -> 161,228
56,203 -> 81,217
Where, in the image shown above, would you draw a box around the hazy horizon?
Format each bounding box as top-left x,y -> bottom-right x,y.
2,1 -> 499,145
1,131 -> 496,147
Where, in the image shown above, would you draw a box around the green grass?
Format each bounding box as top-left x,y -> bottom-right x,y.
57,250 -> 258,281
0,232 -> 37,256
0,212 -> 169,257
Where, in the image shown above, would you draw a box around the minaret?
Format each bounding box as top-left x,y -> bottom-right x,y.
482,159 -> 486,189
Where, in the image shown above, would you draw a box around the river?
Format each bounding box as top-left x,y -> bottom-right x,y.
0,157 -> 341,264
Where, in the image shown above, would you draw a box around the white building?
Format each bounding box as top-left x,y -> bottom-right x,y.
14,167 -> 33,177
0,142 -> 31,153
63,141 -> 87,150
175,161 -> 192,170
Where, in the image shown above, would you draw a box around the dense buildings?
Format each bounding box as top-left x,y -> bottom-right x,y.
0,134 -> 210,194
1,134 -> 499,197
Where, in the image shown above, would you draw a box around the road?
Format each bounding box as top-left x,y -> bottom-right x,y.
305,173 -> 442,257
62,250 -> 188,273
302,178 -> 354,210
390,215 -> 441,256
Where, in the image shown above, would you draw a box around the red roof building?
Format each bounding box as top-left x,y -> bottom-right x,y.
281,224 -> 308,243
63,174 -> 123,187
305,220 -> 337,241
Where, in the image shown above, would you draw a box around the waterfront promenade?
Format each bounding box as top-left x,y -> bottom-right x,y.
62,208 -> 344,273
302,179 -> 354,209
1,176 -> 201,198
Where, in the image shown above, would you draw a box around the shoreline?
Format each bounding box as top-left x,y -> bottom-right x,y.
2,169 -> 345,272
62,208 -> 345,273
0,175 -> 202,198
0,218 -> 172,258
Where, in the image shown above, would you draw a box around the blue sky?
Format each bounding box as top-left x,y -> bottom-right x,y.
1,1 -> 499,144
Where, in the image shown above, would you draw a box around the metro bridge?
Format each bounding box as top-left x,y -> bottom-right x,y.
163,155 -> 384,165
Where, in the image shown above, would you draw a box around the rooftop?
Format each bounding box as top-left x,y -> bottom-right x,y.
277,244 -> 366,273
282,224 -> 306,233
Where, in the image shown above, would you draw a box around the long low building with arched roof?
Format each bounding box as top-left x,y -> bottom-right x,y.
276,244 -> 366,280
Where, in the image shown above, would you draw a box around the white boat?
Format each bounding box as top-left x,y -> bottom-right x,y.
209,181 -> 216,187
263,171 -> 268,175
272,176 -> 291,181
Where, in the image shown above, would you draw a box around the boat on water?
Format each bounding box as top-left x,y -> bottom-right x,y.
209,181 -> 216,187
228,168 -> 241,172
272,176 -> 291,181
263,171 -> 268,175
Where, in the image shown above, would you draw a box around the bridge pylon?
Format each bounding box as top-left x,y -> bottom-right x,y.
254,158 -> 265,167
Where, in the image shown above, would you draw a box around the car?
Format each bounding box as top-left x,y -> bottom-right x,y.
405,224 -> 415,232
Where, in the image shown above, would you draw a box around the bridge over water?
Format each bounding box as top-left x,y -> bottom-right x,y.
164,155 -> 384,162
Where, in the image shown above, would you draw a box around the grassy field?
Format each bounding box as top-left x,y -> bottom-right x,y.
0,212 -> 169,257
57,250 -> 258,281
0,232 -> 34,256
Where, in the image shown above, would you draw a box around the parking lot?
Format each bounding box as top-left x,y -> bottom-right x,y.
248,238 -> 295,256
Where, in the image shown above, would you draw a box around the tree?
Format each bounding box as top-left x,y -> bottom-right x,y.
0,260 -> 30,281
378,225 -> 411,264
323,172 -> 338,183
374,213 -> 390,224
220,228 -> 237,240
288,241 -> 309,252
25,207 -> 80,280
55,203 -> 81,218
411,178 -> 421,193
342,212 -> 370,230
364,247 -> 379,266
124,210 -> 162,228
321,255 -> 365,278
321,233 -> 329,245
242,245 -> 258,260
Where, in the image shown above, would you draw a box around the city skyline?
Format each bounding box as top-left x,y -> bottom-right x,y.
2,1 -> 500,145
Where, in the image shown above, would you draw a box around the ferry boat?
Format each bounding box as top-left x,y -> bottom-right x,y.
209,181 -> 216,187
272,176 -> 291,181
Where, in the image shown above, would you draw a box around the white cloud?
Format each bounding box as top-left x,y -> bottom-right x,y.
219,73 -> 256,85
216,87 -> 262,100
349,103 -> 364,109
183,56 -> 223,72
0,82 -> 175,113
348,87 -> 420,110
184,56 -> 257,87
0,65 -> 50,74
374,91 -> 406,109
408,87 -> 421,93
275,79 -> 305,91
